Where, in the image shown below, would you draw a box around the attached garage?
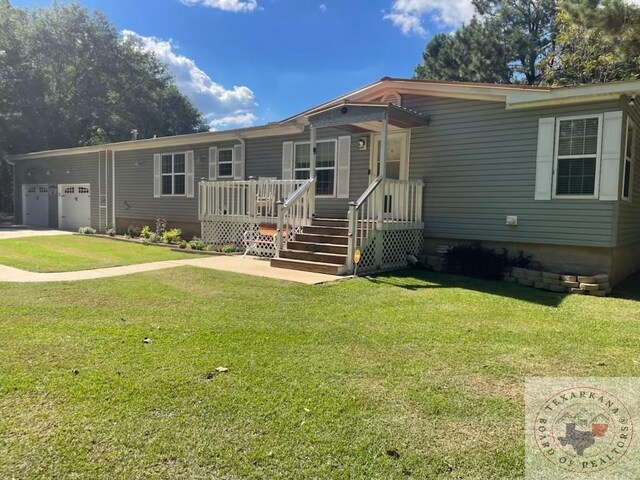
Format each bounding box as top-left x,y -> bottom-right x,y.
58,184 -> 91,231
22,184 -> 50,227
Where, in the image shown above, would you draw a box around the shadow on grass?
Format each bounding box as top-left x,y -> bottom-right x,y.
365,268 -> 566,308
611,273 -> 640,301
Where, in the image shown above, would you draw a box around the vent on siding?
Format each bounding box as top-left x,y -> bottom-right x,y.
380,91 -> 401,107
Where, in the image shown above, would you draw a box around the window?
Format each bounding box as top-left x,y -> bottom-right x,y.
64,187 -> 75,194
293,140 -> 336,196
218,149 -> 233,178
554,116 -> 602,197
161,153 -> 186,196
623,120 -> 636,201
78,187 -> 89,194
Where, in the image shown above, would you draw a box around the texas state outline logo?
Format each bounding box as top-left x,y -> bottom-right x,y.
525,378 -> 640,480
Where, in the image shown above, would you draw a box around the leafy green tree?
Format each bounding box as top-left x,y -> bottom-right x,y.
0,1 -> 208,155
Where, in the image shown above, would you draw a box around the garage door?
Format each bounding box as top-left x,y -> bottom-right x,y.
22,184 -> 50,227
58,184 -> 91,231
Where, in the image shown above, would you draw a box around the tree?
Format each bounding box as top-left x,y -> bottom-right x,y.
0,1 -> 208,155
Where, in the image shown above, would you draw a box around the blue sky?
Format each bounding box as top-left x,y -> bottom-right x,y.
12,0 -> 475,129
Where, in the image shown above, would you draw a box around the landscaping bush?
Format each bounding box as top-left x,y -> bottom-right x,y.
178,240 -> 188,249
155,217 -> 167,236
162,228 -> 182,245
146,232 -> 161,244
220,243 -> 240,254
126,225 -> 140,238
78,226 -> 96,235
188,236 -> 207,251
445,242 -> 508,280
106,226 -> 115,237
140,225 -> 153,239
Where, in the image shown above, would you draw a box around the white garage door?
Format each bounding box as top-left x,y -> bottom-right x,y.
22,184 -> 50,227
58,184 -> 91,231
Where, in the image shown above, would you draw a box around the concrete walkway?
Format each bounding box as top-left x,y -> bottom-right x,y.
0,255 -> 343,285
0,227 -> 73,240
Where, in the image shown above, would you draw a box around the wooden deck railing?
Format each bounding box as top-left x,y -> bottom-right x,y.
198,179 -> 307,224
346,177 -> 424,271
275,178 -> 316,256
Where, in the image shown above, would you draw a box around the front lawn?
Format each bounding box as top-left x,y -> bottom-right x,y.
1,269 -> 639,479
0,235 -> 193,272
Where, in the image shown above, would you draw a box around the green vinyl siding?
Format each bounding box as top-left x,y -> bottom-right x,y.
402,95 -> 624,247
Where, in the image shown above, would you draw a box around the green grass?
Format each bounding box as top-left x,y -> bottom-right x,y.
1,269 -> 639,479
0,235 -> 193,272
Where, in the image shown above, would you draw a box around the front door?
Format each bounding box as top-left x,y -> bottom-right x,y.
370,131 -> 410,182
370,131 -> 410,219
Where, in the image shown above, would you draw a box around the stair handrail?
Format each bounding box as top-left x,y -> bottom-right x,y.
347,176 -> 383,272
275,178 -> 316,257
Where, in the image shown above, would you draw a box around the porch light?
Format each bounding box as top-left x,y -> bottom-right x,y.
358,138 -> 368,151
630,95 -> 636,107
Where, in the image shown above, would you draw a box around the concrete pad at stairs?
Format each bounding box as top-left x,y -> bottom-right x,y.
0,256 -> 343,285
179,255 -> 343,285
0,227 -> 73,240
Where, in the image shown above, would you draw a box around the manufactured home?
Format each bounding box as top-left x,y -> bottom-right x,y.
9,77 -> 640,283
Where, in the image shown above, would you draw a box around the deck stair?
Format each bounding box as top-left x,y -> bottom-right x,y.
270,218 -> 350,275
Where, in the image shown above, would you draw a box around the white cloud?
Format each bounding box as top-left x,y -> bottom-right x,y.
319,3 -> 327,12
384,0 -> 475,36
209,112 -> 257,130
122,30 -> 257,131
180,0 -> 258,13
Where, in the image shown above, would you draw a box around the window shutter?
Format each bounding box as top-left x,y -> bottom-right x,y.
186,150 -> 195,198
233,143 -> 244,180
282,141 -> 293,180
153,154 -> 161,198
599,111 -> 623,201
336,136 -> 351,198
535,117 -> 555,200
208,147 -> 218,181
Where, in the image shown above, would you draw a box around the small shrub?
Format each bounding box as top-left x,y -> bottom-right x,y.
140,225 -> 153,239
202,245 -> 213,252
508,250 -> 534,269
188,236 -> 207,251
126,225 -> 140,238
146,232 -> 161,244
178,240 -> 188,249
445,242 -> 507,280
106,226 -> 115,237
155,217 -> 167,236
78,226 -> 96,235
220,243 -> 240,254
162,228 -> 182,245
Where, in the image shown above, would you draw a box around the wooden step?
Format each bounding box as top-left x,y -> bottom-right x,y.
280,249 -> 346,265
313,218 -> 349,228
303,225 -> 349,236
271,258 -> 345,275
286,241 -> 348,255
295,233 -> 349,245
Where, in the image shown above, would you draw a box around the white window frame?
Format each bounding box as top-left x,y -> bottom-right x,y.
160,151 -> 187,197
622,118 -> 636,202
552,113 -> 604,200
217,148 -> 234,179
293,139 -> 337,198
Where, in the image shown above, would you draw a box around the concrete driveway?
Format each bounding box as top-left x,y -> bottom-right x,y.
0,226 -> 72,240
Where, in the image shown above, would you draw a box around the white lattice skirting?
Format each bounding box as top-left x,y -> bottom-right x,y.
201,221 -> 299,258
356,229 -> 423,275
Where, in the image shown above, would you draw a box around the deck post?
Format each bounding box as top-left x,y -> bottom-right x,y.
248,177 -> 257,220
309,125 -> 317,216
275,200 -> 284,257
377,113 -> 389,229
346,202 -> 357,273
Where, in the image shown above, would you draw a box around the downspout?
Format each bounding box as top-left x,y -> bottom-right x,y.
111,150 -> 116,230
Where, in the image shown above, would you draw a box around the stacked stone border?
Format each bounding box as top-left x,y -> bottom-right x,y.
505,268 -> 611,296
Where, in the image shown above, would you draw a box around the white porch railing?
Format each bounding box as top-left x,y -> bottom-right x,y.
347,177 -> 424,272
198,179 -> 307,224
275,178 -> 316,256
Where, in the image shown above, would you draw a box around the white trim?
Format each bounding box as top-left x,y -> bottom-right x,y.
158,151 -> 188,197
112,150 -> 116,228
623,118 -> 636,202
217,148 -> 234,179
552,114 -> 603,199
293,139 -> 337,198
